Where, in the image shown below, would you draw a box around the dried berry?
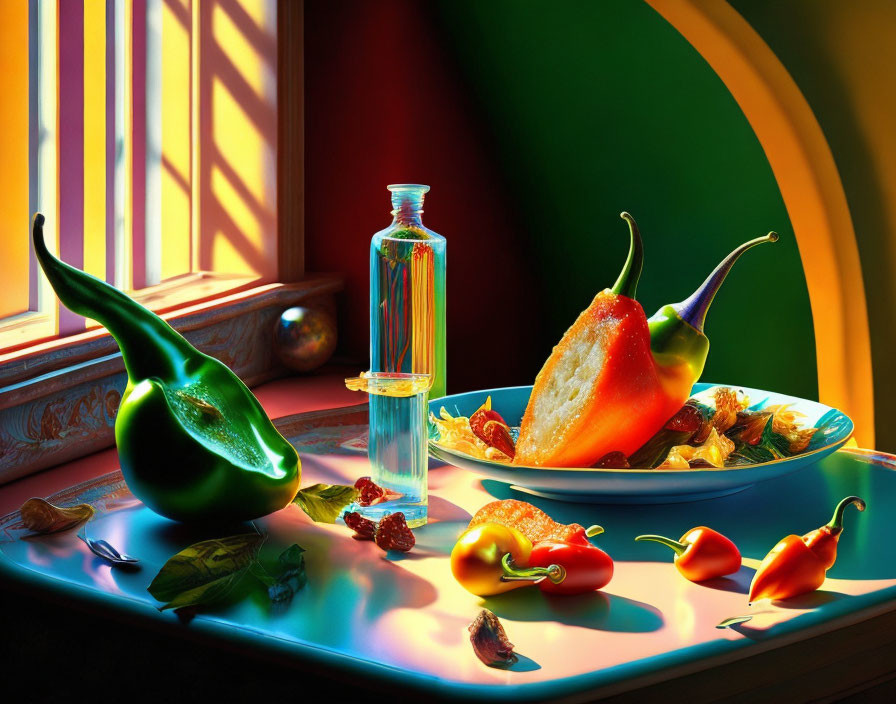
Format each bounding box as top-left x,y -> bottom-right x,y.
344,511 -> 376,540
354,476 -> 386,506
593,451 -> 629,469
469,609 -> 517,667
664,402 -> 704,434
354,476 -> 403,506
374,512 -> 415,552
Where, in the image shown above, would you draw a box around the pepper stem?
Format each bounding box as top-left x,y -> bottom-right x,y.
635,534 -> 688,556
610,212 -> 644,299
585,525 -> 604,538
675,231 -> 778,333
500,554 -> 566,585
32,213 -> 196,381
825,495 -> 866,536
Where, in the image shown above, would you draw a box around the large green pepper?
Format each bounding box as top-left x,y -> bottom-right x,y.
32,214 -> 300,522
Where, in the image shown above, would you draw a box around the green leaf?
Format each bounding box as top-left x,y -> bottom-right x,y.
148,532 -> 265,611
267,544 -> 307,604
293,483 -> 358,523
716,615 -> 752,629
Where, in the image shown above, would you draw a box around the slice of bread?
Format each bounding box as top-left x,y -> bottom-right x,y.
515,290 -> 670,467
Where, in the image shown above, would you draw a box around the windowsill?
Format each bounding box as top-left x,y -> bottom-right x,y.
0,273 -> 344,484
0,271 -> 263,355
120,271 -> 260,318
0,311 -> 55,353
0,274 -> 342,386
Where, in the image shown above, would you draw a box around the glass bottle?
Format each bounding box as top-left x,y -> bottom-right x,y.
370,184 -> 446,398
364,185 -> 446,528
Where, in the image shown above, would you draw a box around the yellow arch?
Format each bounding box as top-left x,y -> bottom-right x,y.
647,0 -> 875,447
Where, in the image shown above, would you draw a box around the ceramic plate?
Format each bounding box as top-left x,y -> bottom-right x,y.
428,383 -> 853,504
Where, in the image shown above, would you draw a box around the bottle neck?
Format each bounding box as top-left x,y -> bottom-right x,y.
389,185 -> 427,227
391,196 -> 425,227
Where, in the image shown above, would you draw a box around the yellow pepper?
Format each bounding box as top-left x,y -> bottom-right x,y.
450,523 -> 561,597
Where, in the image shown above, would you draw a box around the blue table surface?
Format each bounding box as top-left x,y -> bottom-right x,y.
2,413 -> 895,702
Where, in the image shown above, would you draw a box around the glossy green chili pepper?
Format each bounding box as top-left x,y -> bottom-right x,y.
32,214 -> 301,522
647,232 -> 779,400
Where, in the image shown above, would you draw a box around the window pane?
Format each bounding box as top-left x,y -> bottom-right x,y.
0,1 -> 32,319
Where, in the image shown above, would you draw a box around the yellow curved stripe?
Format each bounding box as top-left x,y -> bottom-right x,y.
647,0 -> 875,447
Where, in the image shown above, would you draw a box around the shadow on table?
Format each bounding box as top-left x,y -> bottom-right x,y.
771,589 -> 849,609
483,587 -> 664,633
724,590 -> 850,641
495,652 -> 541,672
696,565 -> 755,595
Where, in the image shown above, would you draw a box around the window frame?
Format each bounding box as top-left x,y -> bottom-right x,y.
0,0 -> 306,356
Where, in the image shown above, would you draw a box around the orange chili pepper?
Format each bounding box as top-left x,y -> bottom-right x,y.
749,496 -> 865,603
635,526 -> 741,582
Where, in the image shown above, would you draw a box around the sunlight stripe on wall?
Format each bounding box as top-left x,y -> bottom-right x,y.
161,0 -> 192,281
58,0 -> 85,335
83,0 -> 106,282
105,0 -> 116,284
114,0 -> 131,291
145,0 -> 162,286
37,0 -> 58,328
130,0 -> 147,290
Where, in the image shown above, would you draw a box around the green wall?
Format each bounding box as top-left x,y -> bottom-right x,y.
432,0 -> 818,402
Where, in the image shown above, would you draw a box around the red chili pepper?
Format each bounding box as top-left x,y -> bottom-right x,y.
502,526 -> 613,595
749,496 -> 865,603
635,527 -> 741,582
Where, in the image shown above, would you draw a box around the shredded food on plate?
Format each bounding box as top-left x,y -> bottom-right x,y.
430,408 -> 512,463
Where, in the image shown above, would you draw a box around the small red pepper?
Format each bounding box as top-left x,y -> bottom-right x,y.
749,496 -> 865,603
635,526 -> 741,582
502,526 -> 613,595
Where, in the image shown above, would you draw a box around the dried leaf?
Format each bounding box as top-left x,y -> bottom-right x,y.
469,609 -> 517,667
293,483 -> 358,523
709,387 -> 746,436
148,532 -> 265,611
78,531 -> 139,567
727,412 -> 791,465
21,498 -> 94,534
727,410 -> 774,448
